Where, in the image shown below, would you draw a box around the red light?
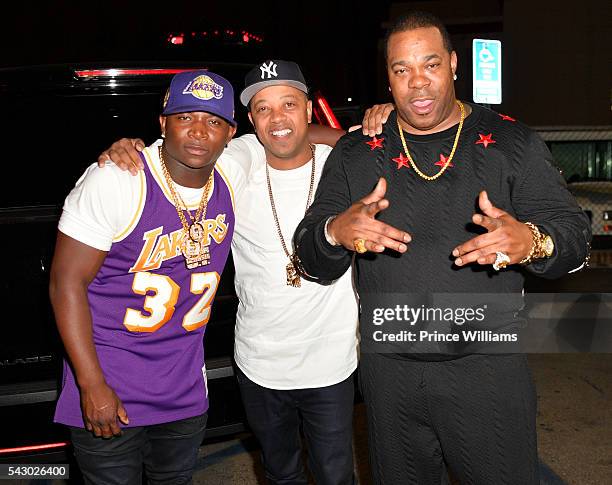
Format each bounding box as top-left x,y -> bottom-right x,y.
0,442 -> 69,454
604,224 -> 612,232
170,35 -> 184,45
214,30 -> 219,35
315,95 -> 342,129
243,34 -> 249,42
75,69 -> 201,78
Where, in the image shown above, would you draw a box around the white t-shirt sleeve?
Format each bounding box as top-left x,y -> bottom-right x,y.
216,133 -> 265,204
58,161 -> 144,251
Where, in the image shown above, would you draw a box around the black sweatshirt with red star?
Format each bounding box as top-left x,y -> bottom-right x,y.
294,103 -> 591,355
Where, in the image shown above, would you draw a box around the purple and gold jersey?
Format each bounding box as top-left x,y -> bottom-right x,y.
54,146 -> 235,427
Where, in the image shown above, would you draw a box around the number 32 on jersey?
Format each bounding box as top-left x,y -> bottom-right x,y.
123,271 -> 219,333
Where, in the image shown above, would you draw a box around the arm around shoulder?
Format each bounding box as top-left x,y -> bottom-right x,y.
216,134 -> 263,203
307,123 -> 346,147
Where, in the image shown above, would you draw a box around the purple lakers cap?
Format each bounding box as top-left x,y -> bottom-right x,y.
162,70 -> 236,126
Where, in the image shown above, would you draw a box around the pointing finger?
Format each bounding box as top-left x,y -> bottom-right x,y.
478,191 -> 506,219
472,213 -> 502,232
361,178 -> 387,205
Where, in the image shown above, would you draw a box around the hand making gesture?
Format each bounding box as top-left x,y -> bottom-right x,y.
327,178 -> 411,254
452,191 -> 533,270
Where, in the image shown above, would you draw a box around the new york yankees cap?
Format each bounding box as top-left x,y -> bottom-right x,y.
239,60 -> 308,107
162,70 -> 236,126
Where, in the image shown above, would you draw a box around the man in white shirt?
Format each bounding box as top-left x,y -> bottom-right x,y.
99,60 -> 358,485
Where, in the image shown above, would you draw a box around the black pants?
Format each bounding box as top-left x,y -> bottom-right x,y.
237,368 -> 356,485
69,413 -> 207,485
359,353 -> 539,485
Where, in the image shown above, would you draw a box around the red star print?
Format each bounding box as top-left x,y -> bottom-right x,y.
434,153 -> 453,168
392,152 -> 410,170
365,136 -> 384,150
476,133 -> 496,148
499,113 -> 516,122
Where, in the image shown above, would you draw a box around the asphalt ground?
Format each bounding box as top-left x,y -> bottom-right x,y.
8,263 -> 611,484
5,355 -> 609,485
189,354 -> 611,485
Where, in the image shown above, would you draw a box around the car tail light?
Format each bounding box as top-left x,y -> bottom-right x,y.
0,441 -> 69,454
75,69 -> 200,78
312,92 -> 342,129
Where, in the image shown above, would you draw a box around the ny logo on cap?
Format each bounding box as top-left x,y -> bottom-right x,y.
260,61 -> 278,79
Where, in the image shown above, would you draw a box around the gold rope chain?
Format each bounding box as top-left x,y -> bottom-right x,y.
265,144 -> 316,259
396,99 -> 465,181
158,146 -> 213,235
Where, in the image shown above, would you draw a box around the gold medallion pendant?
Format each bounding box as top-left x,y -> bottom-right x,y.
266,144 -> 316,288
182,233 -> 211,269
189,221 -> 205,241
159,146 -> 214,269
286,260 -> 301,287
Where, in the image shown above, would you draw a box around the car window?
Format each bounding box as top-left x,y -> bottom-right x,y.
2,90 -> 251,208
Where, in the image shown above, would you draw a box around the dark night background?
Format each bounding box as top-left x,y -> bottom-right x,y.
0,4 -> 610,482
0,1 -> 389,109
1,0 -> 611,125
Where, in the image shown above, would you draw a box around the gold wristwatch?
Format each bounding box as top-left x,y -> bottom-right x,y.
541,234 -> 555,257
520,222 -> 555,265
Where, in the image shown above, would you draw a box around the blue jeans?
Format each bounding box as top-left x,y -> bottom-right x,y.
69,413 -> 207,485
236,368 -> 356,485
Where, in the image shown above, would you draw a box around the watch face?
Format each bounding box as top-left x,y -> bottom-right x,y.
543,235 -> 555,256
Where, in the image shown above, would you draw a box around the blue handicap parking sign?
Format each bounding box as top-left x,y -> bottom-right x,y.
473,39 -> 502,104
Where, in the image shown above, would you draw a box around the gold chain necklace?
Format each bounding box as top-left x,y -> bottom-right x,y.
159,146 -> 213,269
265,144 -> 316,287
396,100 -> 465,181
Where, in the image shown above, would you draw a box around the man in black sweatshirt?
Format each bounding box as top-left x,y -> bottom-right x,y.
294,11 -> 591,485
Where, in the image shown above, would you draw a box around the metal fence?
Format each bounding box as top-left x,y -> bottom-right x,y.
536,127 -> 612,239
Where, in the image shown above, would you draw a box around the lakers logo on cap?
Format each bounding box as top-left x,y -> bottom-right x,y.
183,75 -> 224,100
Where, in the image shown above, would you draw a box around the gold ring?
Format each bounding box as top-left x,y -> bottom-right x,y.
353,238 -> 367,254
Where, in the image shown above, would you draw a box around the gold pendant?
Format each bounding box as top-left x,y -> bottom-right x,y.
286,261 -> 301,287
182,238 -> 211,269
189,222 -> 204,242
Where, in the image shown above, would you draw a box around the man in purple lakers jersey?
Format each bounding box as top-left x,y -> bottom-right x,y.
49,70 -> 237,484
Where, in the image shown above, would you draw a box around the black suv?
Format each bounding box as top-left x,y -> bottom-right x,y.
0,62 -> 260,464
